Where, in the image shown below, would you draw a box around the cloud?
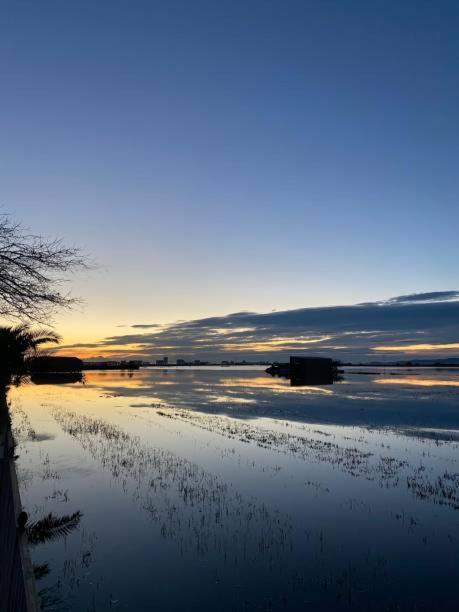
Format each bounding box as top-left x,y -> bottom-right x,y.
382,291 -> 459,304
374,343 -> 459,352
130,323 -> 161,329
58,291 -> 459,361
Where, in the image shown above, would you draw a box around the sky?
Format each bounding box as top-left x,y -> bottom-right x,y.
50,291 -> 459,362
1,1 -> 458,360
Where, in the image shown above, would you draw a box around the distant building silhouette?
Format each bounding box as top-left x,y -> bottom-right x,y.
28,356 -> 83,372
82,361 -> 140,370
266,356 -> 338,385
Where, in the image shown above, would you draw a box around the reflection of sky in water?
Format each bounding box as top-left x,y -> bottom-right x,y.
10,368 -> 459,611
376,376 -> 459,387
73,366 -> 459,431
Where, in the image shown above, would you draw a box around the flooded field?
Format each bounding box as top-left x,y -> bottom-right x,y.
10,367 -> 459,611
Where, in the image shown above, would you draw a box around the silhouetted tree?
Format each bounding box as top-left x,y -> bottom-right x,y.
0,325 -> 60,434
0,325 -> 60,387
0,217 -> 84,608
0,215 -> 87,323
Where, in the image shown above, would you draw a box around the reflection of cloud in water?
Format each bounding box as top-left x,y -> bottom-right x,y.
208,394 -> 257,404
219,376 -> 335,395
38,368 -> 459,434
84,371 -> 153,389
376,377 -> 459,388
11,367 -> 459,611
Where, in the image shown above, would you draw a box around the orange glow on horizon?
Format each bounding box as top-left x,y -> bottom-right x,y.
49,343 -> 150,360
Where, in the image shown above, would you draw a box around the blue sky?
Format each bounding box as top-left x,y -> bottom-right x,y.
1,1 -> 458,356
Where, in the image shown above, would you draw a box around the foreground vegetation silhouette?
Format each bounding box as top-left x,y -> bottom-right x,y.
0,213 -> 87,611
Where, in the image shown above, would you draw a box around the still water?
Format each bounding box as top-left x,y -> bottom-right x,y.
11,367 -> 459,611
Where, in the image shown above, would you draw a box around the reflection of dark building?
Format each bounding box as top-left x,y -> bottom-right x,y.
266,356 -> 338,386
31,372 -> 83,385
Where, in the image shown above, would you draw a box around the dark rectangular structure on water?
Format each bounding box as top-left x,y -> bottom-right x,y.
289,356 -> 335,382
266,356 -> 337,385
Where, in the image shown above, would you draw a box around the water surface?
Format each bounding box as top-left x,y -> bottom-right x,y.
11,367 -> 459,611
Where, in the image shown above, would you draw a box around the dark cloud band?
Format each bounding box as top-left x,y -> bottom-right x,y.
57,291 -> 459,361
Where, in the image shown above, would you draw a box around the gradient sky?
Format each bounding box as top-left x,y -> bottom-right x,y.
1,1 -> 458,357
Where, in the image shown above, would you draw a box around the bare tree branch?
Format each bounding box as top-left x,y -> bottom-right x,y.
0,214 -> 89,324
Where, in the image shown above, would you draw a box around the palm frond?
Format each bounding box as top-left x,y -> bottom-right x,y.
27,511 -> 82,545
28,329 -> 61,346
0,324 -> 61,382
33,563 -> 51,580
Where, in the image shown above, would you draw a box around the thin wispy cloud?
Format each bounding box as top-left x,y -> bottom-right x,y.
130,323 -> 162,329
